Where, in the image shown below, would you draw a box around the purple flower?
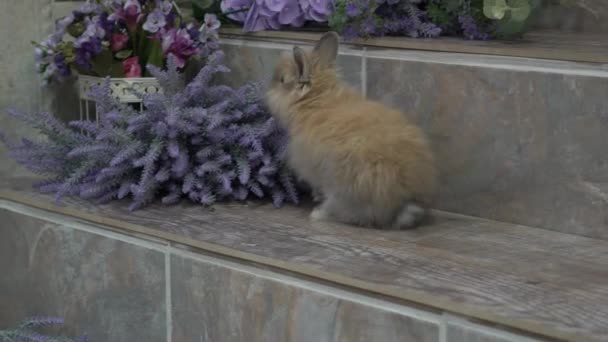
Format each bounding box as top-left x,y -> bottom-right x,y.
162,28 -> 199,68
221,0 -> 252,22
300,0 -> 332,23
202,13 -> 221,32
76,38 -> 103,70
458,15 -> 489,40
243,2 -> 267,31
54,54 -> 71,77
79,1 -> 102,14
362,17 -> 377,35
278,2 -> 303,25
57,13 -> 75,33
341,24 -> 358,40
75,16 -> 106,47
143,9 -> 167,33
264,0 -> 287,12
345,2 -> 362,18
304,6 -> 329,21
420,22 -> 442,38
199,14 -> 221,52
159,0 -> 174,15
109,0 -> 143,29
306,0 -> 332,15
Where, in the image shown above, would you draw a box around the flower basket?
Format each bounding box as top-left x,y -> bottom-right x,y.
77,74 -> 162,121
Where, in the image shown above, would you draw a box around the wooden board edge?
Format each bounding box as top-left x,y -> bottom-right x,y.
0,189 -> 585,342
219,28 -> 608,64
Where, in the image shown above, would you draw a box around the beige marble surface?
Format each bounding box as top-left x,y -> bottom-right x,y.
0,208 -> 167,341
0,0 -> 80,180
2,181 -> 606,341
171,253 -> 440,342
366,55 -> 608,240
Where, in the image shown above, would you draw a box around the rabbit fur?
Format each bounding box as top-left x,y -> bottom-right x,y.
265,32 -> 437,229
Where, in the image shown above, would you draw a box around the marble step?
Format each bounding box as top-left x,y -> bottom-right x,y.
1,178 -> 608,341
219,38 -> 608,241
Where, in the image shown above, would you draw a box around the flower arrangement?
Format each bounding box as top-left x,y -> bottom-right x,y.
219,0 -> 333,31
34,0 -> 221,85
0,316 -> 87,342
215,0 -> 539,39
329,0 -> 540,40
2,51 -> 300,211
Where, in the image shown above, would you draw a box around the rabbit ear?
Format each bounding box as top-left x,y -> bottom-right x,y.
293,46 -> 311,84
313,32 -> 339,67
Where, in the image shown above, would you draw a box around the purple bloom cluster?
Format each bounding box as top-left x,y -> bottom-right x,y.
221,0 -> 334,32
3,51 -> 300,210
0,316 -> 87,342
458,14 -> 490,40
337,1 -> 442,39
33,0 -> 221,85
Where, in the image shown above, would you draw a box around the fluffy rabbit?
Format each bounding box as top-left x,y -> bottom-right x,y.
266,32 -> 437,229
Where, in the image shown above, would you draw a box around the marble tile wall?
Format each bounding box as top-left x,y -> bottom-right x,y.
0,207 -> 166,342
364,50 -> 608,240
220,41 -> 363,93
171,252 -> 440,342
537,1 -> 608,33
0,203 -> 540,342
0,0 -> 81,180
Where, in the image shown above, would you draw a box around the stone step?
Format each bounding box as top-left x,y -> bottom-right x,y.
1,178 -> 607,341
220,38 -> 608,241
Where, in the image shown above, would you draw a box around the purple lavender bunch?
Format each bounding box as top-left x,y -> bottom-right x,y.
2,51 -> 300,210
458,14 -> 489,40
0,316 -> 87,342
331,0 -> 442,40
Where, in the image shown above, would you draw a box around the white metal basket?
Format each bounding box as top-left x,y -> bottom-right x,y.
77,75 -> 162,121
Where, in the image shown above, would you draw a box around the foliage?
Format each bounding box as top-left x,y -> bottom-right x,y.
327,0 -> 540,40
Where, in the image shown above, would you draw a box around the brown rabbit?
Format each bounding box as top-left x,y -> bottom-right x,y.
266,32 -> 437,229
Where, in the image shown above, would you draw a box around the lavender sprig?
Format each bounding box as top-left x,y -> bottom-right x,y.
2,51 -> 301,210
0,316 -> 85,342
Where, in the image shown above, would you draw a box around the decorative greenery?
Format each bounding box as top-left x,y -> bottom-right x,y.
0,316 -> 87,342
2,50 -> 300,210
483,0 -> 541,37
326,0 -> 540,40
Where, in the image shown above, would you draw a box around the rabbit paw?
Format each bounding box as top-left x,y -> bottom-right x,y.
310,206 -> 329,221
312,189 -> 324,203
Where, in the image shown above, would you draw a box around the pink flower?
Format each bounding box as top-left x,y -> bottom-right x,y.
108,0 -> 143,31
111,33 -> 129,52
123,56 -> 142,78
162,28 -> 199,68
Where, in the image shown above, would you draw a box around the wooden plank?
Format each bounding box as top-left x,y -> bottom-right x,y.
1,178 -> 608,341
220,28 -> 608,64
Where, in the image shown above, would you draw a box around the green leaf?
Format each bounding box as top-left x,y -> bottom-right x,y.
443,0 -> 462,13
192,0 -> 215,20
427,3 -> 452,26
90,48 -> 115,77
109,61 -> 125,78
507,0 -> 532,21
146,39 -> 164,75
115,49 -> 133,60
483,0 -> 509,20
192,0 -> 215,9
